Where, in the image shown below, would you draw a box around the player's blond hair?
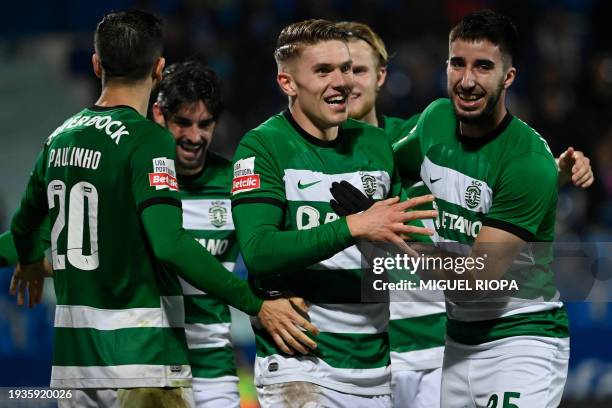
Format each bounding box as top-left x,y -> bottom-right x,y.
335,21 -> 389,68
274,19 -> 349,64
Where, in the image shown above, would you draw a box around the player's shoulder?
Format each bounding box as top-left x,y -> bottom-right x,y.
506,115 -> 556,162
243,111 -> 290,142
382,113 -> 420,143
421,98 -> 454,119
343,117 -> 387,139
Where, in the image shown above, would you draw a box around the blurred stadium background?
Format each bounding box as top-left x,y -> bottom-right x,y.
1,1 -> 611,407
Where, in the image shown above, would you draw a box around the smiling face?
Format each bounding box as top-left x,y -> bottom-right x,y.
279,40 -> 354,132
152,100 -> 216,175
446,38 -> 515,124
347,38 -> 386,122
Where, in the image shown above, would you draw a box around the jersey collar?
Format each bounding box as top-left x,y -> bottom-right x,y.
456,110 -> 513,148
89,104 -> 139,113
283,110 -> 344,148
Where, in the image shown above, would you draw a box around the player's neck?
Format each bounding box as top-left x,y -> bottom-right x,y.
96,80 -> 153,117
459,101 -> 507,138
177,161 -> 206,177
359,108 -> 378,127
289,105 -> 339,141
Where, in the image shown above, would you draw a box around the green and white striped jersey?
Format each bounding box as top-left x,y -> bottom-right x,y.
382,114 -> 447,372
393,99 -> 568,345
177,151 -> 239,387
26,106 -> 191,388
232,111 -> 399,395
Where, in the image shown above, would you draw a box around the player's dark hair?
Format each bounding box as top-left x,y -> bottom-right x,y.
94,9 -> 163,81
155,61 -> 224,121
449,9 -> 518,66
274,19 -> 349,64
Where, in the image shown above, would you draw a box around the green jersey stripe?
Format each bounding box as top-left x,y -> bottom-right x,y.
255,329 -> 389,369
388,313 -> 447,352
184,295 -> 231,324
53,327 -> 189,366
178,264 -> 235,296
189,347 -> 238,379
447,306 -> 569,345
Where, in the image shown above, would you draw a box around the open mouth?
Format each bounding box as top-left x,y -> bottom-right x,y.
178,140 -> 205,154
324,94 -> 348,106
458,93 -> 483,102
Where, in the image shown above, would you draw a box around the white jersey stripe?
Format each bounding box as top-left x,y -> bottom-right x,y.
421,156 -> 492,213
254,354 -> 391,396
185,323 -> 232,349
390,301 -> 446,320
54,296 -> 184,329
51,364 -> 191,389
284,169 -> 391,202
308,303 -> 388,334
390,347 -> 444,372
182,199 -> 234,230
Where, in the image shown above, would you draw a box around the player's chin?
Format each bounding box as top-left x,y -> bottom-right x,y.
177,150 -> 204,167
453,102 -> 486,122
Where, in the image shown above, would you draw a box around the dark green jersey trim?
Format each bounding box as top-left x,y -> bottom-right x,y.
282,110 -> 344,148
232,196 -> 284,209
457,111 -> 513,148
483,217 -> 535,242
89,104 -> 139,114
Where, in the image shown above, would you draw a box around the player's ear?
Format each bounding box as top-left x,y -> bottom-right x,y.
92,53 -> 103,79
151,103 -> 165,126
277,67 -> 297,97
376,65 -> 387,91
503,66 -> 516,90
152,57 -> 165,82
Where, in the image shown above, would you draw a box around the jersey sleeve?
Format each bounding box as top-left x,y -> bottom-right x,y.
388,113 -> 421,144
129,128 -> 182,212
0,231 -> 17,267
11,148 -> 49,264
484,152 -> 558,241
0,218 -> 51,267
141,204 -> 263,315
231,131 -> 354,278
230,130 -> 286,206
392,114 -> 425,181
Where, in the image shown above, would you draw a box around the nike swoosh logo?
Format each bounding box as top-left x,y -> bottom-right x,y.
298,180 -> 322,189
430,177 -> 442,184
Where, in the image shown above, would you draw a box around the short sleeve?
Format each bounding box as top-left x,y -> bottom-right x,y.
392,114 -> 425,181
231,131 -> 286,208
484,152 -> 558,241
129,129 -> 182,213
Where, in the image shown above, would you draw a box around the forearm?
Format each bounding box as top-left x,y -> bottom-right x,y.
233,203 -> 354,278
0,231 -> 18,267
141,204 -> 263,316
11,208 -> 45,265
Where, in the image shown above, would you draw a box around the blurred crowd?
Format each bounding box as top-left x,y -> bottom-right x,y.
2,0 -> 612,235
